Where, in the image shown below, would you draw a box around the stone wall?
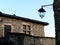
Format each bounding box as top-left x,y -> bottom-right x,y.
40,37 -> 55,45
0,33 -> 55,45
0,16 -> 44,37
7,33 -> 55,45
23,34 -> 40,45
7,33 -> 41,45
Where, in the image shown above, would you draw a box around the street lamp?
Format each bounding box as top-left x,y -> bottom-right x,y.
38,4 -> 53,18
38,7 -> 46,18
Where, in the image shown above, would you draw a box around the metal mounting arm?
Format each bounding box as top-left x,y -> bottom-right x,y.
41,4 -> 53,8
38,4 -> 53,19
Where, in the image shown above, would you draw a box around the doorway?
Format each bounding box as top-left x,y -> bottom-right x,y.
4,25 -> 11,36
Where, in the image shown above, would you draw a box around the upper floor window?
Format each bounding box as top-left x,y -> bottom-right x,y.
23,24 -> 31,35
23,24 -> 31,30
23,25 -> 26,30
27,25 -> 31,30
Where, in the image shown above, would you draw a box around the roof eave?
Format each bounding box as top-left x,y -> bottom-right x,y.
0,12 -> 49,25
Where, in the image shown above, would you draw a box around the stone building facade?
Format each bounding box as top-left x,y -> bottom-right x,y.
0,12 -> 48,37
0,12 -> 55,45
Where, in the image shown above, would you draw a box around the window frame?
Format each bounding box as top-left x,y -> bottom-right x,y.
2,23 -> 13,36
22,24 -> 31,35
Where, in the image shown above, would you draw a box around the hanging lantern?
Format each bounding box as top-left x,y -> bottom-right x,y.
38,7 -> 46,18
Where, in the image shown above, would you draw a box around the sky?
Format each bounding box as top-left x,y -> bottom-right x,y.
0,0 -> 55,37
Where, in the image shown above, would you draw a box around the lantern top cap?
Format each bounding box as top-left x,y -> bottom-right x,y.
38,7 -> 46,12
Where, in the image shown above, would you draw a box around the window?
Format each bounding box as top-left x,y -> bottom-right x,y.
23,31 -> 26,34
23,24 -> 31,35
23,25 -> 26,30
27,25 -> 31,30
4,25 -> 11,36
